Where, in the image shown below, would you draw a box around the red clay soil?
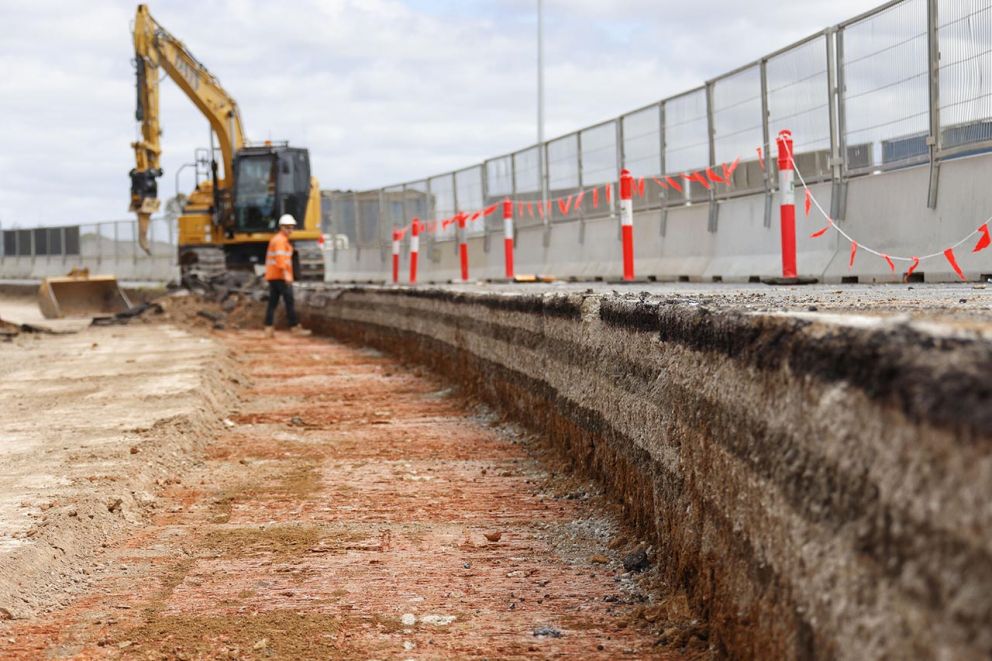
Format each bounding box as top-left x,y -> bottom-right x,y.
1,330 -> 709,659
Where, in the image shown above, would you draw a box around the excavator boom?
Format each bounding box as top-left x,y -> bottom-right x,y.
130,3 -> 246,253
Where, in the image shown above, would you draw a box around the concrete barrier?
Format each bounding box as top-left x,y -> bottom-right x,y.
326,151 -> 992,284
298,285 -> 992,659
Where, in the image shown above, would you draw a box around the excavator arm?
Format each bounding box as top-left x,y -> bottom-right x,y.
130,4 -> 246,253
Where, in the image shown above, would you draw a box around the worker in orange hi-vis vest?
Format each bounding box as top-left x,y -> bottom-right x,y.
263,214 -> 310,338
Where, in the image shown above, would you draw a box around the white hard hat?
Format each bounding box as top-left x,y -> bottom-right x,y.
278,214 -> 297,226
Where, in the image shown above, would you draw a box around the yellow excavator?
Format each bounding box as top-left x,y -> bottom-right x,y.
129,4 -> 324,281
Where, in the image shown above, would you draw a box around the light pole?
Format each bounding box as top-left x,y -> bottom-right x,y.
537,0 -> 548,227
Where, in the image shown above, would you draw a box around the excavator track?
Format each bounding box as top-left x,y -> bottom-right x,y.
179,245 -> 227,281
294,240 -> 325,282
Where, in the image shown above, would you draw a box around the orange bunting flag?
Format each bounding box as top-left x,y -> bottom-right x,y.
546,200 -> 553,217
592,187 -> 600,208
666,176 -> 683,193
527,202 -> 534,218
574,190 -> 585,208
684,171 -> 711,190
810,226 -> 829,239
517,202 -> 524,217
883,254 -> 895,272
537,201 -> 544,219
974,223 -> 991,253
757,147 -> 765,170
905,256 -> 920,278
705,167 -> 725,184
483,204 -> 498,217
722,157 -> 741,182
653,177 -> 668,190
605,184 -> 613,203
804,189 -> 812,217
557,195 -> 573,215
849,241 -> 858,270
944,248 -> 966,281
469,211 -> 482,222
637,178 -> 646,197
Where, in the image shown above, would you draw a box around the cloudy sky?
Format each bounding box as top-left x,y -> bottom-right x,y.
0,0 -> 871,228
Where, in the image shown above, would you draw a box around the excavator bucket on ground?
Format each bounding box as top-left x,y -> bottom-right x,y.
37,269 -> 131,319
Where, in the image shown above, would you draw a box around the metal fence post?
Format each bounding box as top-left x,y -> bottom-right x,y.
352,191 -> 361,262
836,27 -> 850,181
576,130 -> 586,244
542,142 -> 551,247
378,188 -> 387,265
616,119 -> 625,240
826,28 -> 848,221
926,0 -> 941,209
760,59 -> 774,228
481,165 -> 491,253
706,81 -> 719,233
659,101 -> 669,236
452,172 -> 460,256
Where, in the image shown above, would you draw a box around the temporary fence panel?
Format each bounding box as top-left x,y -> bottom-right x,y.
382,184 -> 406,239
428,173 -> 457,240
455,165 -> 486,236
621,104 -> 662,210
937,0 -> 992,153
547,133 -> 580,222
578,120 -> 618,217
767,34 -> 833,181
840,0 -> 930,174
404,180 -> 431,231
484,155 -> 513,231
665,87 -> 710,204
712,64 -> 765,196
356,194 -> 382,248
512,145 -> 544,227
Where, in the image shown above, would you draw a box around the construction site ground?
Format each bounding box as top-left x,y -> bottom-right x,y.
0,293 -> 706,659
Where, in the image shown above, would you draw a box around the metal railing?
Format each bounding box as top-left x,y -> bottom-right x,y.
324,0 -> 992,254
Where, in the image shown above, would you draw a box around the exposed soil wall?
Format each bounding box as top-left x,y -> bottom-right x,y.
298,285 -> 992,660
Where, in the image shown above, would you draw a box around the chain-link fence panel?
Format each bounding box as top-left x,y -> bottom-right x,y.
840,0 -> 930,173
937,0 -> 992,152
713,64 -> 765,196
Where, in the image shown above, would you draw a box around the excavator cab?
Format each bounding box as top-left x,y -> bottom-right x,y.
232,145 -> 311,233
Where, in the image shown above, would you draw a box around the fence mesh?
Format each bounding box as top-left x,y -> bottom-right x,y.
841,0 -> 930,172
937,0 -> 992,150
768,35 -> 833,181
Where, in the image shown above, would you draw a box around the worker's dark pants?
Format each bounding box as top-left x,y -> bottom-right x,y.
265,280 -> 298,327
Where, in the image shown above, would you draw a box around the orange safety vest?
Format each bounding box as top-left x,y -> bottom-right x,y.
264,232 -> 294,282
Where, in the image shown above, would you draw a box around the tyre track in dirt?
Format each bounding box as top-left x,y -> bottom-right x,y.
2,330 -> 708,659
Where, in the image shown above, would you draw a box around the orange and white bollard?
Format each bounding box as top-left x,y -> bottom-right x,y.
409,219 -> 420,284
776,130 -> 797,279
502,198 -> 514,279
620,168 -> 635,281
458,212 -> 469,281
391,229 -> 400,284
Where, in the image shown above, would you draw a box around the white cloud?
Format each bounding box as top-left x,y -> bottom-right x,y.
0,0 -> 875,227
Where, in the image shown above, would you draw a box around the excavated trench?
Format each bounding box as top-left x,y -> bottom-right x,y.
297,285 -> 992,659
